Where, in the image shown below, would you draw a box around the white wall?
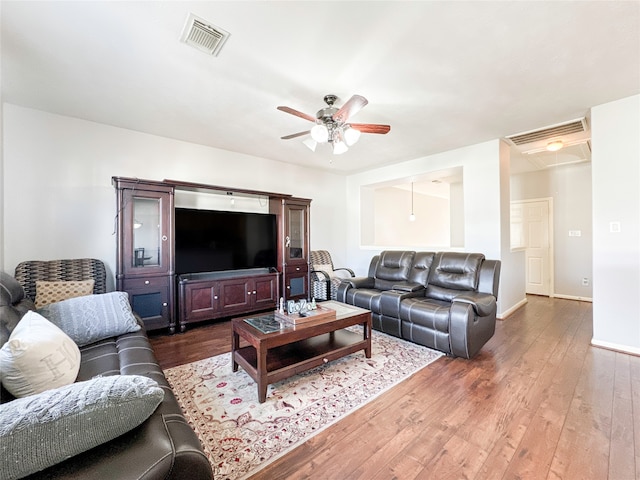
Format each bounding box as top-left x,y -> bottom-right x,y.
345,139 -> 527,317
371,187 -> 450,247
1,104 -> 348,287
511,162 -> 593,299
591,94 -> 640,355
0,2 -> 4,270
498,140 -> 527,316
0,99 -> 3,272
450,181 -> 464,247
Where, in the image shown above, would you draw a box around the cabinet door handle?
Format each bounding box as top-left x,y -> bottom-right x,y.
253,291 -> 257,294
285,236 -> 290,247
214,295 -> 218,300
296,267 -> 300,271
161,235 -> 168,241
145,280 -> 150,285
162,302 -> 168,307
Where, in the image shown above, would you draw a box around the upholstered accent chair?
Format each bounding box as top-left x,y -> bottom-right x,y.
310,250 -> 355,301
14,258 -> 107,302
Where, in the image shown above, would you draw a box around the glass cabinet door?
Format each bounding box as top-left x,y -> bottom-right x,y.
120,185 -> 172,278
287,206 -> 305,261
132,197 -> 161,268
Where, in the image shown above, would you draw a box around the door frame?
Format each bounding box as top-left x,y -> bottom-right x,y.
512,197 -> 554,297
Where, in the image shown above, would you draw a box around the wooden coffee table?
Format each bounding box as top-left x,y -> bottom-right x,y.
231,301 -> 372,403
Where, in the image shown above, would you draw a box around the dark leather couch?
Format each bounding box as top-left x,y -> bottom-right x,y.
337,251 -> 500,359
0,263 -> 213,480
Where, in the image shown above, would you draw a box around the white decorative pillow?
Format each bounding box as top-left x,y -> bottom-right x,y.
37,291 -> 140,347
35,280 -> 95,308
0,311 -> 81,398
314,264 -> 334,278
0,375 -> 164,480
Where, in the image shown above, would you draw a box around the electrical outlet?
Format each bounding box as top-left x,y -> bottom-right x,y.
582,277 -> 590,286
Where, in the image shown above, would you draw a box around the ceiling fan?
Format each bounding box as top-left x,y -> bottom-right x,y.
277,94 -> 391,154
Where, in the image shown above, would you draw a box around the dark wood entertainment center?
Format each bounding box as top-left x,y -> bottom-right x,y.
113,177 -> 310,333
178,270 -> 279,328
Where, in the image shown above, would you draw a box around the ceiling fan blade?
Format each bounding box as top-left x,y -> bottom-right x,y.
333,95 -> 368,123
350,123 -> 391,134
277,106 -> 316,123
281,130 -> 311,140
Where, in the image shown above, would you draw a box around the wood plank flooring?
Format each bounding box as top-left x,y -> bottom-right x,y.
149,295 -> 640,480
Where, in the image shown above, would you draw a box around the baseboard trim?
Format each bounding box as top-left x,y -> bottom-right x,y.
497,297 -> 528,320
553,294 -> 593,302
591,339 -> 640,357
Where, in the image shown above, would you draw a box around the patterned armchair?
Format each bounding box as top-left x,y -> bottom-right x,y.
310,250 -> 355,301
14,258 -> 107,302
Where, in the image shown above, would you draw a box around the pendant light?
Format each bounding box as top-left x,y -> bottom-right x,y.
409,182 -> 416,221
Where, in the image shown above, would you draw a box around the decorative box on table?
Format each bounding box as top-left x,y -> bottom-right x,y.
274,304 -> 337,325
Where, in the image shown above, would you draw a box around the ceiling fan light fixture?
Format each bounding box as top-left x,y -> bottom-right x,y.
333,141 -> 348,155
278,94 -> 391,160
546,140 -> 564,151
343,125 -> 361,146
310,124 -> 329,143
302,137 -> 317,152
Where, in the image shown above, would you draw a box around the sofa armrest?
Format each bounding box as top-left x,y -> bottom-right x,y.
336,276 -> 374,303
449,296 -> 497,358
380,288 -> 425,318
452,292 -> 496,317
344,276 -> 375,289
390,282 -> 425,293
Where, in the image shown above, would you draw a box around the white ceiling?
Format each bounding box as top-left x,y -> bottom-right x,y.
2,1 -> 639,174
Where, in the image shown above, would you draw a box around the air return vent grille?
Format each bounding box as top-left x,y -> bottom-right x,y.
180,13 -> 230,56
506,118 -> 588,146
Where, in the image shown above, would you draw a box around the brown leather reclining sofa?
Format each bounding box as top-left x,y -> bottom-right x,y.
0,260 -> 213,480
337,251 -> 501,359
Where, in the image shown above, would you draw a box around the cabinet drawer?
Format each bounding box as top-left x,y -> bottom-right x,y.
285,264 -> 308,275
122,276 -> 169,290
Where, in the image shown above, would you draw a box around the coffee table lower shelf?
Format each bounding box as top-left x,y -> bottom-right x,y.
233,329 -> 369,401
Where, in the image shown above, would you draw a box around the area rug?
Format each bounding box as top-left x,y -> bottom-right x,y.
164,327 -> 443,479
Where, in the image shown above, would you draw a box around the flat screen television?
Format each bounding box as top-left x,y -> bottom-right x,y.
174,208 -> 277,275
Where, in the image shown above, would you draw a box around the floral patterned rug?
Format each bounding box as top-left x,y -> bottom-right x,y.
164,327 -> 443,479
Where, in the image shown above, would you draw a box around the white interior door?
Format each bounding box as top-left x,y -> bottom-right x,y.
512,199 -> 553,296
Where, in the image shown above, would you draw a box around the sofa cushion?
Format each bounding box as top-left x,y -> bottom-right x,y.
408,252 -> 436,285
373,251 -> 415,290
399,297 -> 453,354
343,288 -> 383,313
35,279 -> 95,308
426,252 -> 485,301
0,375 -> 164,480
0,311 -> 81,398
38,291 -> 141,347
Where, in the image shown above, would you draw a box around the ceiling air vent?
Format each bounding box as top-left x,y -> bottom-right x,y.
180,13 -> 230,57
506,118 -> 588,146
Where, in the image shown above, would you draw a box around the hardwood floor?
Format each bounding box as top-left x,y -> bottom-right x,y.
149,296 -> 640,480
